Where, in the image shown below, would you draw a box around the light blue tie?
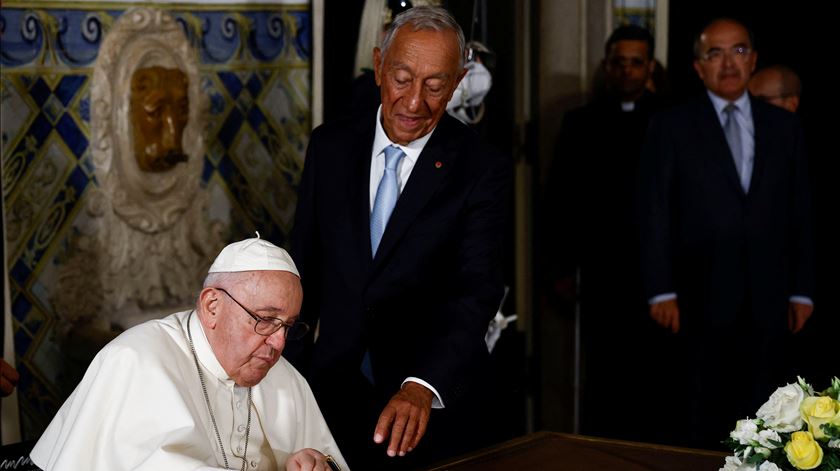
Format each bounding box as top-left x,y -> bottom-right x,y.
723,103 -> 749,191
370,145 -> 405,256
362,146 -> 404,384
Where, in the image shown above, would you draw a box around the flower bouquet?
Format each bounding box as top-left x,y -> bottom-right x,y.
721,377 -> 840,471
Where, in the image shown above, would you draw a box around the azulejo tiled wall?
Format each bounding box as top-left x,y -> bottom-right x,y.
1,1 -> 311,438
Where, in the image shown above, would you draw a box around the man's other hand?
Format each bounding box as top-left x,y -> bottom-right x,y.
553,276 -> 576,303
285,448 -> 332,471
788,302 -> 814,334
0,359 -> 19,397
650,299 -> 680,333
374,381 -> 433,457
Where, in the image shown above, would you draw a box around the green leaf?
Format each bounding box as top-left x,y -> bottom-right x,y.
723,437 -> 741,451
745,453 -> 765,465
821,377 -> 840,400
799,376 -> 815,395
821,423 -> 840,440
819,450 -> 840,471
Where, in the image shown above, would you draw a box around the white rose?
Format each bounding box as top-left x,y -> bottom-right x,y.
758,461 -> 782,471
756,383 -> 806,432
720,455 -> 752,471
731,419 -> 759,445
757,429 -> 781,449
829,438 -> 840,449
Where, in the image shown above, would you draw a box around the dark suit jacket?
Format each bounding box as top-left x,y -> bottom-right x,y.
639,93 -> 814,333
546,91 -> 666,300
288,110 -> 511,461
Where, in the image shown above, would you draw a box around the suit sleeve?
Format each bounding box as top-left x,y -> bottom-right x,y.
418,150 -> 512,405
638,113 -> 676,300
789,117 -> 815,299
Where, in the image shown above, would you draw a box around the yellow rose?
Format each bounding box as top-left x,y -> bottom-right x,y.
785,431 -> 824,469
800,396 -> 840,439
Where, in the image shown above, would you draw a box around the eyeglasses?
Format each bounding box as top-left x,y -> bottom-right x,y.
701,46 -> 752,63
215,288 -> 309,340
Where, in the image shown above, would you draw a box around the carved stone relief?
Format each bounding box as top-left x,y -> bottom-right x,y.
51,7 -> 225,337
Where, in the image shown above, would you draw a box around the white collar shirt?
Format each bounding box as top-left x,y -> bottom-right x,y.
369,105 -> 435,211
707,89 -> 755,191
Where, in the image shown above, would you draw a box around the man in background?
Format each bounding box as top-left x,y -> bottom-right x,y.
639,18 -> 813,449
749,64 -> 801,112
543,25 -> 667,443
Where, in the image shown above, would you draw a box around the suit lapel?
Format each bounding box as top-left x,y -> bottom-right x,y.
696,96 -> 745,195
370,116 -> 458,273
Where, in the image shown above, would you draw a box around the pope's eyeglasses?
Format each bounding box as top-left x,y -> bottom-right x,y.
215,288 -> 309,340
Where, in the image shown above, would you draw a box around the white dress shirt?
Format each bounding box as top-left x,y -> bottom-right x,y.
707,89 -> 755,191
367,106 -> 445,408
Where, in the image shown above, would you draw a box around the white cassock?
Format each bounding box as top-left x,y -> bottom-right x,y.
31,310 -> 348,471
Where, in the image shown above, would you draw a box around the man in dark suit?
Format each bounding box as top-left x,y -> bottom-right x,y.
639,18 -> 814,449
289,6 -> 511,468
545,25 -> 667,443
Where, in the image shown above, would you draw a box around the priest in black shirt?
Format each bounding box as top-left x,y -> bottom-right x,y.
543,24 -> 669,444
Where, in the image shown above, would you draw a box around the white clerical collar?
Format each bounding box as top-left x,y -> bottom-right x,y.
372,105 -> 435,164
189,310 -> 233,384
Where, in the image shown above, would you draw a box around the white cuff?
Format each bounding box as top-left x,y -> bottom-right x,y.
789,296 -> 813,306
402,377 -> 444,409
649,292 -> 677,305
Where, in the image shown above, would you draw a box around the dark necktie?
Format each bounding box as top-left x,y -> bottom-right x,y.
723,103 -> 748,191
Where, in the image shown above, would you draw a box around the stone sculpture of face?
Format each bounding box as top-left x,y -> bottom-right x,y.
130,66 -> 189,172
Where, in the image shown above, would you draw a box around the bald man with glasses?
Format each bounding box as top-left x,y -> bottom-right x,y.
639,18 -> 814,449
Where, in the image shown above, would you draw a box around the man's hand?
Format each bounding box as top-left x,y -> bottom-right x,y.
374,382 -> 433,457
553,276 -> 575,303
0,359 -> 19,397
285,448 -> 332,471
788,302 -> 813,334
650,299 -> 680,333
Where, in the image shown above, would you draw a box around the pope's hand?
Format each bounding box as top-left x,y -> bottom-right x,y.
285,448 -> 331,471
374,382 -> 433,457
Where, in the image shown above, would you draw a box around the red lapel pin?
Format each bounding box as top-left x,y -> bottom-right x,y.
435,161 -> 443,168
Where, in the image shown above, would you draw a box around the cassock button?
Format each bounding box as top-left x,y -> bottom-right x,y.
237,424 -> 245,432
250,460 -> 258,468
236,401 -> 242,408
237,445 -> 243,453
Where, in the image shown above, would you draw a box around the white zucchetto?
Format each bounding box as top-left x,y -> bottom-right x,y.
208,232 -> 299,276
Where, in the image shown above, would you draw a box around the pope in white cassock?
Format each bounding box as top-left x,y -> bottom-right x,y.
31,236 -> 348,471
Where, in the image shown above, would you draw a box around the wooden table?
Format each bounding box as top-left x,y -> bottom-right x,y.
427,431 -> 728,470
